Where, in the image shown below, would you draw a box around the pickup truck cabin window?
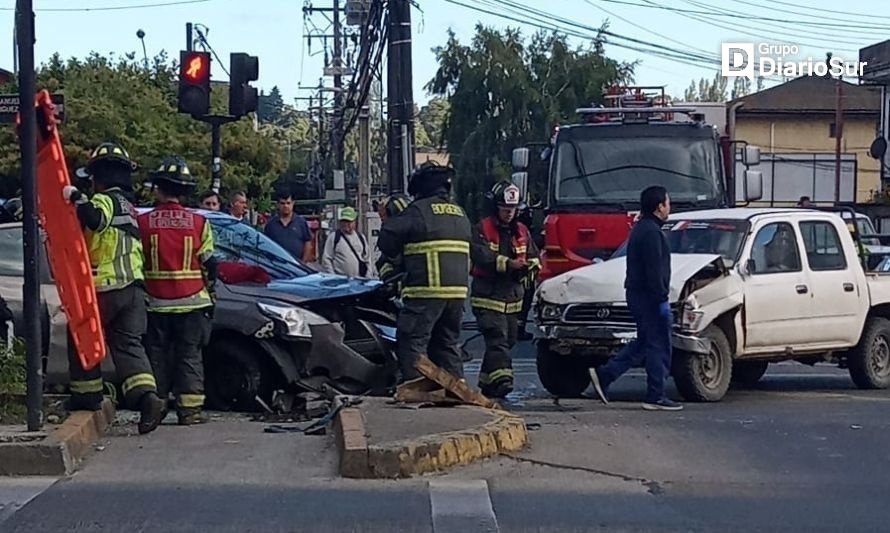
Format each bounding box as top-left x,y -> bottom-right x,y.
750,222 -> 801,274
800,220 -> 847,271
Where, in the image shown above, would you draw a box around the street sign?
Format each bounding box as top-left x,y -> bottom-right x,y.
0,93 -> 65,124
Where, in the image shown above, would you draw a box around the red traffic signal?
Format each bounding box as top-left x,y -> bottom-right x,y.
178,50 -> 211,116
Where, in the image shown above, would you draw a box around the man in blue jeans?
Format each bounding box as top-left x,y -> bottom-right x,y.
589,185 -> 682,411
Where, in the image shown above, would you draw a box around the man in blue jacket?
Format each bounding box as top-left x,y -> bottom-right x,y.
589,185 -> 682,411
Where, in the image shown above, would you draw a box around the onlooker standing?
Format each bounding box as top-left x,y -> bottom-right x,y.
228,191 -> 249,222
264,189 -> 312,262
589,185 -> 682,411
797,196 -> 812,208
200,191 -> 221,211
321,207 -> 372,277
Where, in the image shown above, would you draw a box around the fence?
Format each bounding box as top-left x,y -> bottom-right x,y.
734,152 -> 858,205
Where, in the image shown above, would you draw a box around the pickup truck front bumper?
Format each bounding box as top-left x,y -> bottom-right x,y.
536,323 -> 711,355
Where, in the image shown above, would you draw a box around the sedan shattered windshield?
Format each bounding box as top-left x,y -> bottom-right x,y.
555,136 -> 721,206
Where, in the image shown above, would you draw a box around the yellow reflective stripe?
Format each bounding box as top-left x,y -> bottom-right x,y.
402,286 -> 468,299
144,271 -> 205,280
70,378 -> 104,394
471,297 -> 523,314
122,373 -> 157,395
198,222 -> 214,261
488,242 -> 499,252
428,249 -> 440,287
479,368 -> 514,385
178,394 -> 205,408
403,240 -> 470,255
150,233 -> 159,273
147,290 -> 213,311
379,262 -> 393,276
515,246 -> 527,254
183,235 -> 194,270
496,255 -> 508,273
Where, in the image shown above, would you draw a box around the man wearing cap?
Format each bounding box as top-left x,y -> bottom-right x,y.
322,206 -> 372,277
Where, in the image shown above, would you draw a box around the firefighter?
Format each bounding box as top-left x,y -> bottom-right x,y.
470,181 -> 540,398
375,193 -> 411,282
377,163 -> 472,381
63,142 -> 165,435
137,156 -> 217,425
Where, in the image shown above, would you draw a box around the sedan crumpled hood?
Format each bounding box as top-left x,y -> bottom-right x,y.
538,254 -> 723,305
226,272 -> 382,303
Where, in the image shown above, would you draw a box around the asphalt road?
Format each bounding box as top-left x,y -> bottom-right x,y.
4,337 -> 890,532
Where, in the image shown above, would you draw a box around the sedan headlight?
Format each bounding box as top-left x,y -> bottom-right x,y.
256,302 -> 321,339
539,303 -> 563,321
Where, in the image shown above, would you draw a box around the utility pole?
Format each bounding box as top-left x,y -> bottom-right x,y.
358,105 -> 371,230
16,0 -> 43,432
387,0 -> 415,193
835,77 -> 844,203
186,22 -> 193,52
332,0 -> 345,172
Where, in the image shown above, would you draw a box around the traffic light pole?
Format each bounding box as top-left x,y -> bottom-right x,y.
16,0 -> 43,432
196,114 -> 237,193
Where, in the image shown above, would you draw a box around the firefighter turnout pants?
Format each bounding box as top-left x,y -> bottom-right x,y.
68,284 -> 158,409
145,310 -> 211,415
397,299 -> 465,381
474,307 -> 518,395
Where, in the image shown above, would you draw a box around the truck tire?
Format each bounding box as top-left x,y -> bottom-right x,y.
673,325 -> 733,402
731,361 -> 769,388
848,317 -> 890,389
536,341 -> 590,398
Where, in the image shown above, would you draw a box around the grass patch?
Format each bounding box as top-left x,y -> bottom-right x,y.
0,338 -> 27,424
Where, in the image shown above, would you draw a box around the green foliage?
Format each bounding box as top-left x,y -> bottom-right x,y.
427,26 -> 631,220
417,97 -> 450,149
0,51 -> 297,202
0,337 -> 26,394
682,72 -> 752,102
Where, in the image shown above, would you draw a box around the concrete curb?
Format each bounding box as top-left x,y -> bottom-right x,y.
0,400 -> 115,476
334,405 -> 528,479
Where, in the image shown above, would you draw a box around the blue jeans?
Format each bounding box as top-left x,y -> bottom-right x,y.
597,291 -> 672,403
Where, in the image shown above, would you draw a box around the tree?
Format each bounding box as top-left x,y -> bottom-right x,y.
257,85 -> 285,125
0,52 -> 287,202
417,97 -> 450,148
427,26 -> 631,220
681,71 -> 753,102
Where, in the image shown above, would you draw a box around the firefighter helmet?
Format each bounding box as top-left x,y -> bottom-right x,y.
75,142 -> 137,179
407,161 -> 454,198
150,156 -> 197,188
487,180 -> 521,209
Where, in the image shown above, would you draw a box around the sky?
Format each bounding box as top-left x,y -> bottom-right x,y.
1,0 -> 888,109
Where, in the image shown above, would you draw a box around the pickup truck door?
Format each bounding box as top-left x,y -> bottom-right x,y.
742,221 -> 815,351
797,218 -> 865,346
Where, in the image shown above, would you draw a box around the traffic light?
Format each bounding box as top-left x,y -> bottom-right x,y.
229,53 -> 259,117
178,50 -> 211,116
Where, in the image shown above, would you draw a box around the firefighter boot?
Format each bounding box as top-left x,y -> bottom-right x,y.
480,377 -> 514,399
178,408 -> 209,426
138,391 -> 166,435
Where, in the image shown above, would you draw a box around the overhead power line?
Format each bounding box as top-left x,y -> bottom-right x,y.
1,0 -> 214,11
727,0 -> 890,25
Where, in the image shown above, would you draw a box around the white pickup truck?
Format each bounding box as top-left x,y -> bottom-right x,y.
534,208 -> 890,401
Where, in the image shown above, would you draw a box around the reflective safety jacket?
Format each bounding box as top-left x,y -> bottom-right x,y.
137,202 -> 215,313
470,216 -> 540,313
79,188 -> 145,292
377,191 -> 472,300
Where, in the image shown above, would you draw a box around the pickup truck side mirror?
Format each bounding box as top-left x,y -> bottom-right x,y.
744,170 -> 763,202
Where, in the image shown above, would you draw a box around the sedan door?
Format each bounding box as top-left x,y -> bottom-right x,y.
742,220 -> 815,352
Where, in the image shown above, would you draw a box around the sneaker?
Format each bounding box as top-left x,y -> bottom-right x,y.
588,368 -> 609,405
642,398 -> 683,411
137,392 -> 167,435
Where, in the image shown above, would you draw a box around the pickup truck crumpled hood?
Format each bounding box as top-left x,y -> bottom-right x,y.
538,254 -> 723,305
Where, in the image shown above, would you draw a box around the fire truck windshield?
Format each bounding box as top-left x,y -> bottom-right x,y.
553,136 -> 722,208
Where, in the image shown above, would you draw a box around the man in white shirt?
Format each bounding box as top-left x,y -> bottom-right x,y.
322,207 -> 372,277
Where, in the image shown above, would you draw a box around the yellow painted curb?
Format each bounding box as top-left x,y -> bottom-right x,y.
335,405 -> 528,479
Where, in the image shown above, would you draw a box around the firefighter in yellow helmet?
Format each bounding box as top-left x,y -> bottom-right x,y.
63,142 -> 166,434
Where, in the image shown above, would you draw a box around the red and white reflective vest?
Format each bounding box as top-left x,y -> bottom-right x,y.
137,203 -> 212,312
470,216 -> 530,279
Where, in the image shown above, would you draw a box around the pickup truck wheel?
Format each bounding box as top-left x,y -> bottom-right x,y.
536,342 -> 590,398
848,317 -> 890,389
731,361 -> 769,388
673,325 -> 732,402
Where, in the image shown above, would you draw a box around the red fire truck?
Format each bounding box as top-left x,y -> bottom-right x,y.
512,86 -> 763,280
